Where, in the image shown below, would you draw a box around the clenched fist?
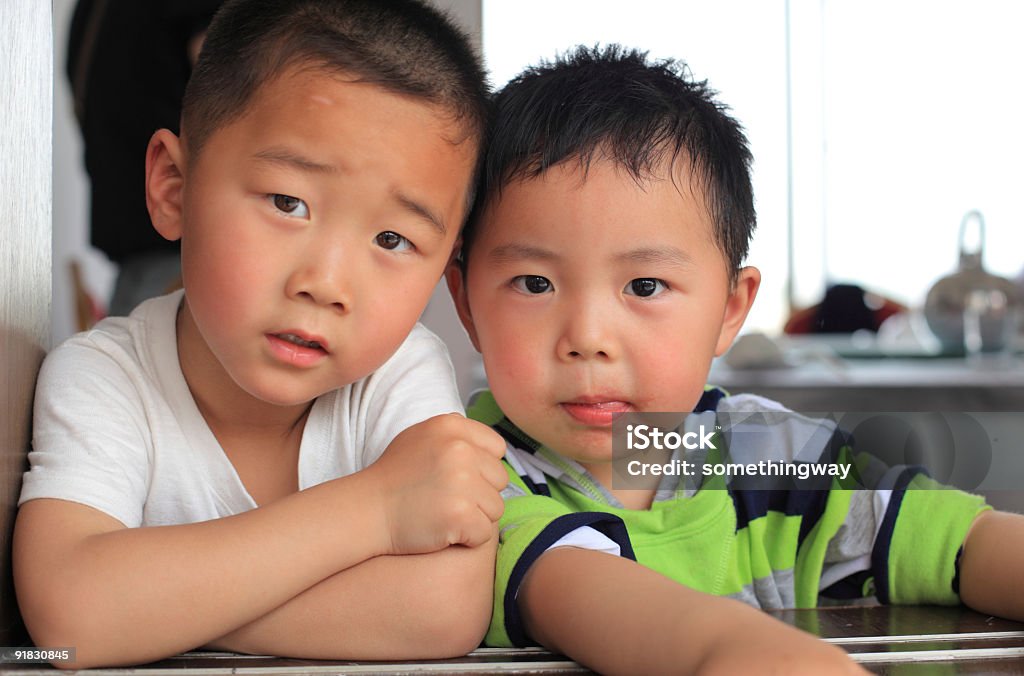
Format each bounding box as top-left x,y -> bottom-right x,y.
365,414 -> 508,555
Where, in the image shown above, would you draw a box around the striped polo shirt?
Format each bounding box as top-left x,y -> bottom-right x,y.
468,388 -> 990,648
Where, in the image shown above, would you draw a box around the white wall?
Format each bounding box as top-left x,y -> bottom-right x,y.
789,0 -> 1024,309
1,0 -> 51,645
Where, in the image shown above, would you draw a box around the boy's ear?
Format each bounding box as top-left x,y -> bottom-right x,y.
145,129 -> 187,242
715,266 -> 761,357
444,256 -> 482,353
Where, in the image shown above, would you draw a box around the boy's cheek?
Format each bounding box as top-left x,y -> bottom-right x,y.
633,350 -> 714,411
487,348 -> 540,383
482,336 -> 546,391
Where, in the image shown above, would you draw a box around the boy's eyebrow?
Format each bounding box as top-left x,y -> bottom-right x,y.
487,243 -> 559,263
252,147 -> 338,174
616,246 -> 695,268
393,192 -> 447,236
486,244 -> 695,267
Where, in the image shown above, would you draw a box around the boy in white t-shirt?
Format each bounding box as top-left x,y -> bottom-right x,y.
14,0 -> 506,668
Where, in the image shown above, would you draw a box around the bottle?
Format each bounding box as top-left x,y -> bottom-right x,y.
923,210 -> 1021,354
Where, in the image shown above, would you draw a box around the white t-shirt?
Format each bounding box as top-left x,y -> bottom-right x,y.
20,291 -> 463,527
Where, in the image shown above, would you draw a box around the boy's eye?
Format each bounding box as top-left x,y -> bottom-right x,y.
375,231 -> 413,252
511,275 -> 553,294
270,194 -> 309,219
625,278 -> 667,298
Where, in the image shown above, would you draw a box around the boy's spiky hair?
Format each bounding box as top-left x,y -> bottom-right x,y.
182,0 -> 490,160
463,45 -> 755,281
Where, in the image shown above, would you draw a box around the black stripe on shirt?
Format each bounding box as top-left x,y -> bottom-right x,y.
726,425 -> 851,544
694,387 -> 727,412
504,512 -> 635,647
820,570 -> 875,600
871,466 -> 927,604
495,417 -> 543,454
729,488 -> 832,547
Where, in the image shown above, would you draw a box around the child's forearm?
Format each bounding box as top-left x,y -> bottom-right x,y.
961,510 -> 1024,619
15,414 -> 505,668
13,471 -> 390,668
209,533 -> 498,659
518,547 -> 863,675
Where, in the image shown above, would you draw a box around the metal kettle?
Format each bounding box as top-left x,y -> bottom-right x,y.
923,210 -> 1021,354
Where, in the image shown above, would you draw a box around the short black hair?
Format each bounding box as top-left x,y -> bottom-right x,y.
462,45 -> 754,282
182,0 -> 490,160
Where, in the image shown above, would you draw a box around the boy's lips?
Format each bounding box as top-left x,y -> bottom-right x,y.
266,330 -> 330,366
560,399 -> 633,426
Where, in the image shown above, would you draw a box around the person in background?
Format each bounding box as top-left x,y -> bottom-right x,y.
783,283 -> 906,334
67,0 -> 222,316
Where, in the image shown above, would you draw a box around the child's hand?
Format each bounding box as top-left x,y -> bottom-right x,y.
696,618 -> 867,676
367,413 -> 507,555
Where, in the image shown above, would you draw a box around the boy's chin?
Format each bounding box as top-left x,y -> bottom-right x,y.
545,437 -> 615,466
234,377 -> 325,409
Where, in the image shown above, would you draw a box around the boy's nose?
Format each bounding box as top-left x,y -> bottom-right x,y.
556,304 -> 617,361
285,253 -> 353,314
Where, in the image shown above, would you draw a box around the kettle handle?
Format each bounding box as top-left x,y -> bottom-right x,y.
958,210 -> 985,270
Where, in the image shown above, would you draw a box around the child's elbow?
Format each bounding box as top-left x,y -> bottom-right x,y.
21,601 -> 109,670
407,534 -> 497,657
18,582 -> 134,670
21,612 -> 91,670
16,572 -> 75,664
414,603 -> 490,658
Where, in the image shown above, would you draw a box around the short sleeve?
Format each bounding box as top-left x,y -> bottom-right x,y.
20,340 -> 152,527
815,465 -> 990,606
815,443 -> 990,606
486,463 -> 635,648
874,472 -> 990,605
357,325 -> 463,467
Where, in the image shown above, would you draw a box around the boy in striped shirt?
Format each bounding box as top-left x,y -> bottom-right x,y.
447,45 -> 1019,674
